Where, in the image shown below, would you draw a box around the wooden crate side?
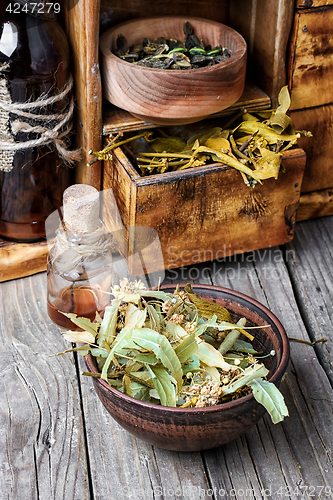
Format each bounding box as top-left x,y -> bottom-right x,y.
108,149 -> 306,273
288,7 -> 333,110
298,187 -> 333,220
66,0 -> 103,188
229,0 -> 294,107
290,105 -> 333,193
102,151 -> 138,258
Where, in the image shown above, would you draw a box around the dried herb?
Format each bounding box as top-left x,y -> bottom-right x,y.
89,87 -> 311,187
113,21 -> 231,70
58,278 -> 288,423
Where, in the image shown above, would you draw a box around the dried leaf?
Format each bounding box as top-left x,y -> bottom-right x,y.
174,331 -> 198,363
130,328 -> 183,391
148,366 -> 177,407
196,338 -> 233,371
234,121 -> 300,145
204,136 -> 231,152
125,303 -> 147,328
98,299 -> 121,347
185,284 -> 231,322
223,364 -> 269,395
122,374 -> 133,397
253,151 -> 282,180
62,329 -> 96,344
101,327 -> 134,381
248,379 -> 289,423
60,313 -> 99,336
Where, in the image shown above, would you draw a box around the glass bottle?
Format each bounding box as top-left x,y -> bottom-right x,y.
47,184 -> 113,330
0,0 -> 72,242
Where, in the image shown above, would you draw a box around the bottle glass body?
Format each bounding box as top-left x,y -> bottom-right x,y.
0,3 -> 72,241
47,226 -> 113,330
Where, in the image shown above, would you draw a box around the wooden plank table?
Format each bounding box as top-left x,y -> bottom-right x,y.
0,215 -> 332,500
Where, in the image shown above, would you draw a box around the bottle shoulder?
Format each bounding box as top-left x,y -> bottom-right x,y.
0,13 -> 69,78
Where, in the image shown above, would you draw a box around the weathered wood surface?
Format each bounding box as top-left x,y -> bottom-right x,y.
0,239 -> 48,283
1,216 -> 333,499
298,188 -> 333,221
290,105 -> 333,194
229,0 -> 294,107
288,6 -> 333,111
65,0 -> 102,188
103,148 -> 306,273
102,80 -> 271,136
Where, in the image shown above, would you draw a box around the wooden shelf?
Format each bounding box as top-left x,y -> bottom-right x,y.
102,79 -> 271,135
0,239 -> 48,283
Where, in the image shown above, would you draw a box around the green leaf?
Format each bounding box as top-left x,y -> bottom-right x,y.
138,290 -> 171,301
148,366 -> 177,407
196,338 -> 233,371
130,328 -> 183,392
248,379 -> 289,424
200,363 -> 221,382
232,339 -> 260,354
101,327 -> 134,381
174,331 -> 198,364
129,352 -> 159,365
98,299 -> 121,347
61,313 -> 99,336
165,321 -> 188,340
223,364 -> 269,395
182,354 -> 200,374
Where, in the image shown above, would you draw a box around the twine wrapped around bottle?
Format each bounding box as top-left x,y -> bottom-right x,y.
0,64 -> 82,172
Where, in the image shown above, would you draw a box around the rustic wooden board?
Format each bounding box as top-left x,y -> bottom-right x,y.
0,274 -> 89,499
76,221 -> 333,498
1,217 -> 333,499
298,188 -> 333,221
0,239 -> 48,283
229,0 -> 294,107
103,148 -> 306,273
65,0 -> 102,188
102,80 -> 271,135
290,105 -> 333,194
288,6 -> 333,111
286,216 -> 333,384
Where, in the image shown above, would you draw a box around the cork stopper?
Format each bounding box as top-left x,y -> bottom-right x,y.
63,184 -> 100,234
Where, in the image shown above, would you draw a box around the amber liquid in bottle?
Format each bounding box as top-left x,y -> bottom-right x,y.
47,285 -> 107,330
0,3 -> 72,241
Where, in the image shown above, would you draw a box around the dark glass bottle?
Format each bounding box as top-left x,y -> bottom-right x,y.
0,0 -> 72,242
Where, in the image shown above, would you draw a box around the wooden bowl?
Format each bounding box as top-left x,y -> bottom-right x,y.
84,284 -> 290,452
100,17 -> 247,125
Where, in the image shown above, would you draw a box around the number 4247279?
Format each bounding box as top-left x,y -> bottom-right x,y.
6,3 -> 61,14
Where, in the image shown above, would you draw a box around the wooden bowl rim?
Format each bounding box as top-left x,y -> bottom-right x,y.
85,283 -> 290,415
100,15 -> 247,75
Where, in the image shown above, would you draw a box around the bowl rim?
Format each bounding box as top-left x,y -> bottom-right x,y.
85,283 -> 289,414
100,15 -> 247,75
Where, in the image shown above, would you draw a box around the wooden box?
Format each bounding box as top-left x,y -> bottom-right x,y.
102,148 -> 306,273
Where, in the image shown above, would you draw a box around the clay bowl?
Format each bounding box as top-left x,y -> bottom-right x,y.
84,284 -> 289,452
99,16 -> 247,125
